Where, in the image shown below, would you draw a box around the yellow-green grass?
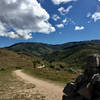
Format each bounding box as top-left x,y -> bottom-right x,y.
23,67 -> 81,85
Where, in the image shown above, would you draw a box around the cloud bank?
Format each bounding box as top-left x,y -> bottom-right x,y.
0,0 -> 55,39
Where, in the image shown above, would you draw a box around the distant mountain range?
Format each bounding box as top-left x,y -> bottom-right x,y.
0,40 -> 100,68
6,40 -> 100,56
3,40 -> 100,69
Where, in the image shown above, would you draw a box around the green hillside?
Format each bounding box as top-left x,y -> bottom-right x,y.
7,42 -> 58,57
6,40 -> 100,69
45,40 -> 100,68
1,40 -> 100,83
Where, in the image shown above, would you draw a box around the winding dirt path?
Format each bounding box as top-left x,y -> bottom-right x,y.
14,70 -> 63,100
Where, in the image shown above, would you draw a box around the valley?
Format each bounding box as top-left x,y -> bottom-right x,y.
0,40 -> 100,99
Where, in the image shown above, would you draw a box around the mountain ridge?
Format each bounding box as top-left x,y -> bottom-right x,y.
1,40 -> 100,69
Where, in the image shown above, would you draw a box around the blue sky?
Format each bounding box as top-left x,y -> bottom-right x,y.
0,0 -> 100,47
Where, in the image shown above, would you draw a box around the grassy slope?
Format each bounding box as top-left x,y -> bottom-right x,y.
3,40 -> 100,84
0,48 -> 77,85
44,41 -> 100,69
0,48 -> 33,69
7,40 -> 100,69
7,42 -> 58,57
0,40 -> 100,84
23,67 -> 79,84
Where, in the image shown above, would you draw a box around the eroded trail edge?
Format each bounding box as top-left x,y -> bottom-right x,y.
14,70 -> 63,100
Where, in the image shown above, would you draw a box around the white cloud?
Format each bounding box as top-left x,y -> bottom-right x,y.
75,26 -> 84,31
52,0 -> 77,5
0,22 -> 32,39
56,18 -> 67,28
92,12 -> 100,22
56,24 -> 64,28
62,18 -> 67,23
52,14 -> 60,21
98,0 -> 100,2
58,6 -> 72,15
0,0 -> 55,39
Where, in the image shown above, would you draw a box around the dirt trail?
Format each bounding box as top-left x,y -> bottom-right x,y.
14,70 -> 63,100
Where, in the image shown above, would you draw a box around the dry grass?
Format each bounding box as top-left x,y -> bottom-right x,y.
23,67 -> 79,85
0,49 -> 33,69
